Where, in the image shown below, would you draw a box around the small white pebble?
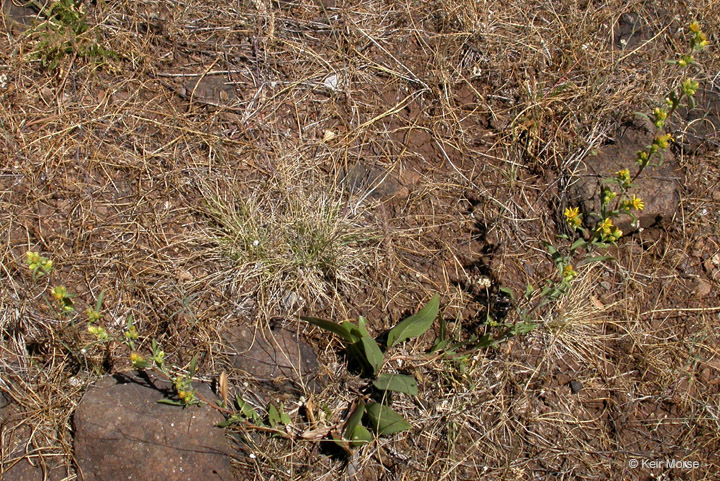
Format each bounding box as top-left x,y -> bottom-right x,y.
249,453 -> 256,459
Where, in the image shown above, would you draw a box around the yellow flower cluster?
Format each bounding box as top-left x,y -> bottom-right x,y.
596,218 -> 622,242
621,194 -> 644,212
130,352 -> 146,367
25,251 -> 53,276
88,325 -> 109,340
689,22 -> 709,50
564,207 -> 582,228
178,389 -> 196,403
562,265 -> 577,281
615,168 -> 632,188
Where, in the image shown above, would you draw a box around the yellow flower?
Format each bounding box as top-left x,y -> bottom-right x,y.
51,285 -> 67,301
130,352 -> 145,366
596,218 -> 613,235
562,265 -> 577,281
689,21 -> 701,33
608,226 -> 623,242
564,207 -> 582,228
615,168 -> 632,187
629,194 -> 644,211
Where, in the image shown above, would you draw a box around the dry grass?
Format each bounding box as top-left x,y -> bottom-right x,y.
1,0 -> 719,479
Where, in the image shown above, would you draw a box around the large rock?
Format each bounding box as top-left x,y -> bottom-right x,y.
0,398 -> 66,481
223,324 -> 319,395
570,119 -> 680,234
677,87 -> 720,154
73,372 -> 236,481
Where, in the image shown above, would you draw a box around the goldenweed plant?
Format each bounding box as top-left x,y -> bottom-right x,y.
25,251 -> 201,407
505,21 -> 710,323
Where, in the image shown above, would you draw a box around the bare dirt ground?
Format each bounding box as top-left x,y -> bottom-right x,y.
1,0 -> 719,480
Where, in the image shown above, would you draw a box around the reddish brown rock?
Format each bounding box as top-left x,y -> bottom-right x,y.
73,372 -> 236,481
570,119 -> 680,234
224,325 -> 319,395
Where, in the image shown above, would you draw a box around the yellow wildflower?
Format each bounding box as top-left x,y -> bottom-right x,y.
689,21 -> 701,33
629,194 -> 644,211
596,218 -> 613,236
562,265 -> 577,281
130,352 -> 145,367
564,207 -> 582,228
616,168 -> 632,187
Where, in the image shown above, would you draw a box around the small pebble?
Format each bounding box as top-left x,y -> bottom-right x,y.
569,380 -> 583,394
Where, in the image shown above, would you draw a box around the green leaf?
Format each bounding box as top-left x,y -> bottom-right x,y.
157,398 -> 186,406
301,316 -> 355,343
579,254 -> 614,266
188,354 -> 199,377
570,238 -> 586,251
94,290 -> 105,312
279,405 -> 291,425
499,286 -> 514,300
235,395 -> 261,423
357,336 -> 384,376
348,423 -> 373,447
387,294 -> 439,347
344,321 -> 366,343
431,316 -> 448,352
343,402 -> 365,440
267,404 -> 280,428
373,373 -> 418,396
356,316 -> 371,338
524,284 -> 534,298
509,322 -> 538,335
217,413 -> 243,428
365,402 -> 412,435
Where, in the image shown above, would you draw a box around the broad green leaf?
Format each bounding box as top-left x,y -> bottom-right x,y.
356,316 -> 371,338
344,321 -> 365,343
343,402 -> 365,440
348,424 -> 373,447
268,404 -> 280,428
365,402 -> 411,435
358,336 -> 384,376
373,373 -> 418,396
570,238 -> 587,251
387,294 -> 439,347
279,404 -> 291,425
301,316 -> 355,343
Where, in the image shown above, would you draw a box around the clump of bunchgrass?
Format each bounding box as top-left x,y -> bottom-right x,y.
200,171 -> 378,316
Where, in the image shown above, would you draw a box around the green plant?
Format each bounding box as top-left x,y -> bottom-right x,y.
28,0 -> 116,71
504,21 -> 710,325
25,250 -> 203,407
300,294 -> 439,451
